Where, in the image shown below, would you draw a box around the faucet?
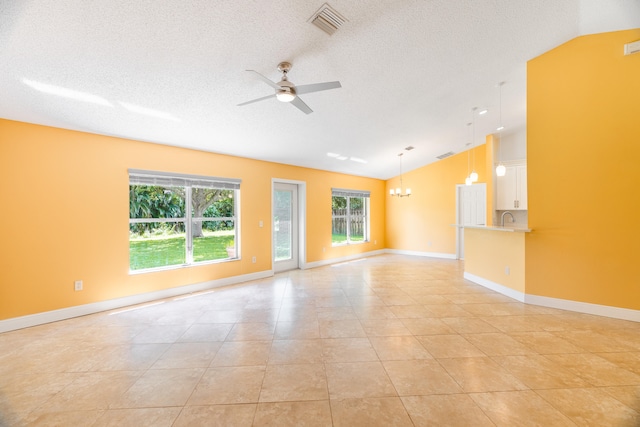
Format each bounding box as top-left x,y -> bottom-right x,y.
501,211 -> 515,227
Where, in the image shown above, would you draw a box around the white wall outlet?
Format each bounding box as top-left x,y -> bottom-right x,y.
428,241 -> 432,247
74,280 -> 83,291
252,256 -> 256,263
259,220 -> 263,228
505,267 -> 510,276
374,240 -> 377,245
322,247 -> 326,252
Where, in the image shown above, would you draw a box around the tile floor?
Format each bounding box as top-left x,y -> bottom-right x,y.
1,255 -> 639,426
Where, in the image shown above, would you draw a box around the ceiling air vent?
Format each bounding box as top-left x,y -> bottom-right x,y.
436,151 -> 455,160
309,3 -> 347,36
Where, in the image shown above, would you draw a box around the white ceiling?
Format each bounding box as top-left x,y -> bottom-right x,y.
1,0 -> 639,179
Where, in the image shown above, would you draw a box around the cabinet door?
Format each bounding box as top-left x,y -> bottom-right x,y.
496,166 -> 518,210
516,165 -> 527,210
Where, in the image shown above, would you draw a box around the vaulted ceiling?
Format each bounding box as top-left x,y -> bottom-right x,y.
1,1 -> 638,179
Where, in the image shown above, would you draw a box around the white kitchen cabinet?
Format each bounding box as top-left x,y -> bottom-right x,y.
497,163 -> 527,210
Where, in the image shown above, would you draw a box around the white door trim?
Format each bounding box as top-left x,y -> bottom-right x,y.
272,179 -> 306,271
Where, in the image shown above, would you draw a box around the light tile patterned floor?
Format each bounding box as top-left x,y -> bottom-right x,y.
1,255 -> 639,426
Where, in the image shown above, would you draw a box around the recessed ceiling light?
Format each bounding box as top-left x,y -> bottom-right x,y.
336,156 -> 348,160
119,102 -> 181,122
22,78 -> 113,106
478,109 -> 488,115
496,125 -> 505,131
327,152 -> 340,158
349,157 -> 367,164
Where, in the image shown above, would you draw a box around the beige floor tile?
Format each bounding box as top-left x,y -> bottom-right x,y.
259,363 -> 328,402
595,351 -> 640,375
545,352 -> 640,386
22,409 -> 105,426
601,385 -> 640,411
463,332 -> 536,356
92,407 -> 182,427
274,320 -> 320,339
507,331 -> 585,354
173,404 -> 257,427
402,394 -> 494,426
187,366 -> 266,405
422,304 -> 474,318
492,354 -> 590,389
152,342 -> 222,369
316,307 -> 358,321
319,319 -> 366,338
383,359 -> 462,395
211,341 -> 272,366
89,343 -> 170,371
352,305 -> 398,320
369,336 -> 433,360
325,362 -> 396,399
321,338 -> 380,363
177,323 -> 233,342
388,304 -> 431,319
441,317 -> 499,334
470,390 -> 575,426
110,368 -> 204,408
536,387 -> 640,426
131,324 -> 191,343
439,357 -> 528,392
253,401 -> 332,426
359,319 -> 412,336
226,322 -> 275,341
416,334 -> 485,358
268,339 -> 323,364
461,303 -> 528,317
330,397 -> 413,427
401,318 -> 457,335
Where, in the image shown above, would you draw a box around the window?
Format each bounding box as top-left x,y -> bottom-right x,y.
129,169 -> 240,272
331,188 -> 370,245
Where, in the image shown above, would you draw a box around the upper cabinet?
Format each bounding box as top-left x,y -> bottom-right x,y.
496,162 -> 527,210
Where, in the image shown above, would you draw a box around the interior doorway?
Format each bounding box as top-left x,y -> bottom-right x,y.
456,183 -> 486,259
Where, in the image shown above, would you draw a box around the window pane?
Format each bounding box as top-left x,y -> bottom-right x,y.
129,223 -> 186,270
349,197 -> 365,242
192,220 -> 236,261
274,190 -> 292,261
331,196 -> 347,244
129,185 -> 185,219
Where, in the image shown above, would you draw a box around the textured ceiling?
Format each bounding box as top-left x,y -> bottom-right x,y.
1,0 -> 639,179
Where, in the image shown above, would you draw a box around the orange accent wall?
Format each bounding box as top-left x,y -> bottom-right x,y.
0,119 -> 385,320
385,145 -> 486,255
526,29 -> 640,309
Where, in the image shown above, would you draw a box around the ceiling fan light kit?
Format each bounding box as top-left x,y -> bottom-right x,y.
238,61 -> 341,114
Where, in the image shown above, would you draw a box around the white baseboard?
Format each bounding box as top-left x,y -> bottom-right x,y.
525,294 -> 640,322
464,272 -> 639,322
463,272 -> 526,302
385,249 -> 457,259
303,249 -> 386,270
0,270 -> 274,333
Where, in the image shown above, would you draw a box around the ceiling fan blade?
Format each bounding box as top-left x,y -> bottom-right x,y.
246,70 -> 281,90
237,93 -> 276,106
290,96 -> 313,114
295,81 -> 341,95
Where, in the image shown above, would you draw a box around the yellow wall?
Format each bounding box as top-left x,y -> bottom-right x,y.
465,228 -> 525,293
0,119 -> 385,320
526,29 -> 640,309
385,145 -> 486,255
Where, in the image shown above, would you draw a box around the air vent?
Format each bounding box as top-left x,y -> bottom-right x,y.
436,151 -> 455,160
404,146 -> 415,151
624,39 -> 640,56
309,3 -> 347,35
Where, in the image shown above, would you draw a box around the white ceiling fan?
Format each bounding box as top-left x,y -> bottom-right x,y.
238,62 -> 341,114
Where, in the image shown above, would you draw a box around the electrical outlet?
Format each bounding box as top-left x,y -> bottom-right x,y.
505,267 -> 510,276
259,220 -> 263,227
252,256 -> 256,263
74,280 -> 83,291
374,240 -> 377,245
322,247 -> 326,252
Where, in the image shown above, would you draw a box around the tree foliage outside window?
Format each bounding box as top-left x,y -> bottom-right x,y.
128,171 -> 239,271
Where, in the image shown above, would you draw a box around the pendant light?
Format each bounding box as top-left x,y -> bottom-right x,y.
495,82 -> 506,177
389,153 -> 411,197
469,107 -> 479,182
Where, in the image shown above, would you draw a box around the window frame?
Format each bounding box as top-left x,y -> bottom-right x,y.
128,169 -> 240,273
331,188 -> 370,246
